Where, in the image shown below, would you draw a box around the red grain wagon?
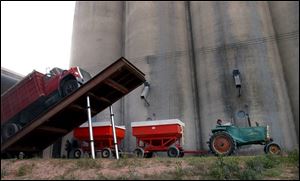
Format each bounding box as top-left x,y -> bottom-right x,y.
131,119 -> 185,158
72,121 -> 125,158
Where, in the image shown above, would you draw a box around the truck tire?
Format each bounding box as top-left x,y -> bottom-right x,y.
61,79 -> 78,97
2,123 -> 19,139
209,131 -> 236,156
167,146 -> 180,157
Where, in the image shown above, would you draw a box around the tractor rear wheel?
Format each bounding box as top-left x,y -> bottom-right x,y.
209,131 -> 235,156
265,142 -> 281,155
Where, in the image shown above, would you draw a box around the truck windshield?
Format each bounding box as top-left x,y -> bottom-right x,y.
50,67 -> 64,75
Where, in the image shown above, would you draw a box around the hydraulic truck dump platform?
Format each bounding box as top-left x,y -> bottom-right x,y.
1,57 -> 145,155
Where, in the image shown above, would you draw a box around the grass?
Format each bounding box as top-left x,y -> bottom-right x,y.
1,151 -> 298,180
75,158 -> 101,169
16,163 -> 35,177
1,168 -> 7,179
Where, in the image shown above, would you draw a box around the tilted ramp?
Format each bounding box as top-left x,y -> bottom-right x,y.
1,57 -> 145,154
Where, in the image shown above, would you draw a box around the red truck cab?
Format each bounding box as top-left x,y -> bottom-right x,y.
1,67 -> 91,142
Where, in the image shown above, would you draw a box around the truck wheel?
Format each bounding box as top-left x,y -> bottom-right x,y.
209,131 -> 235,156
3,123 -> 19,139
134,147 -> 144,158
167,146 -> 180,157
61,79 -> 78,97
265,142 -> 281,155
102,148 -> 112,158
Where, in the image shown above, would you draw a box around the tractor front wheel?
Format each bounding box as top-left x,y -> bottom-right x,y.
209,131 -> 236,156
264,142 -> 281,155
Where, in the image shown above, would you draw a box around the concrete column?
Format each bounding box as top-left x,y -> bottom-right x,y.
68,1 -> 125,153
268,1 -> 299,142
124,1 -> 199,151
190,1 -> 298,150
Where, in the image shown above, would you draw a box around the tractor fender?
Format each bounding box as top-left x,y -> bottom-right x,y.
211,127 -> 227,133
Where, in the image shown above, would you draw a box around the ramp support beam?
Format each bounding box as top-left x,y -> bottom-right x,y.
110,106 -> 119,159
87,96 -> 95,159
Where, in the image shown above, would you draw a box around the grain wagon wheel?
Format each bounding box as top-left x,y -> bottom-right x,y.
61,79 -> 79,97
167,146 -> 180,157
265,142 -> 281,155
74,148 -> 83,158
134,147 -> 144,158
102,148 -> 112,158
209,131 -> 235,156
70,148 -> 83,159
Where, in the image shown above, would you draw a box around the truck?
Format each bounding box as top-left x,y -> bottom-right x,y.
1,67 -> 91,142
1,57 -> 146,158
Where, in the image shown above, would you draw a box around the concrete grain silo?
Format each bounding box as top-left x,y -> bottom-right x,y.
123,1 -> 200,151
190,1 -> 298,151
268,1 -> 299,141
70,1 -> 124,124
68,1 -> 125,155
67,1 -> 298,156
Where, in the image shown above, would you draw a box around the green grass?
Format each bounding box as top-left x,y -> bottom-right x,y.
16,163 -> 35,177
76,158 -> 101,169
1,151 -> 298,180
1,168 -> 7,179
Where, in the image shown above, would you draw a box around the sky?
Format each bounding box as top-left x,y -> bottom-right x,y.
1,1 -> 75,76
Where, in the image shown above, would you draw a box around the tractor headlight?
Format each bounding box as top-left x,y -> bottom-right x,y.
266,125 -> 270,140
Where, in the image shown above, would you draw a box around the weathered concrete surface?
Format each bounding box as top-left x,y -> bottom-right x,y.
268,1 -> 299,142
67,1 -> 299,155
124,1 -> 199,151
190,1 -> 298,150
68,1 -> 125,154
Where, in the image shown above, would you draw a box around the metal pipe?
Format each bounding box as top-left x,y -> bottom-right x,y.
87,96 -> 95,159
110,106 -> 119,159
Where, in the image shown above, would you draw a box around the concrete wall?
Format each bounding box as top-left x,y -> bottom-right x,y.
68,1 -> 125,155
69,1 -> 299,154
190,1 -> 297,150
268,1 -> 299,142
124,1 -> 199,151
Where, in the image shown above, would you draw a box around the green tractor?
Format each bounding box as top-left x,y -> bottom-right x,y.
208,119 -> 281,156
